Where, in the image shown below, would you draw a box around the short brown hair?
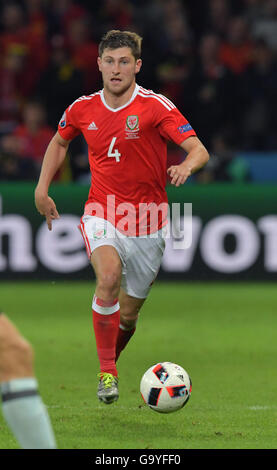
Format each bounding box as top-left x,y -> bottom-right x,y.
99,30 -> 142,60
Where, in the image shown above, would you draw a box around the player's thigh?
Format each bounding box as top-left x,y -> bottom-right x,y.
80,215 -> 124,287
119,288 -> 146,326
0,314 -> 33,380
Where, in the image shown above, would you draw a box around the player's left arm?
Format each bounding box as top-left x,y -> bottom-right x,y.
167,136 -> 209,187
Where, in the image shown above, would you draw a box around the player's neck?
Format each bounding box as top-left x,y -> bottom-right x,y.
103,82 -> 137,109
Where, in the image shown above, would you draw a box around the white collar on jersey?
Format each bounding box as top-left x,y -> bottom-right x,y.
100,83 -> 139,112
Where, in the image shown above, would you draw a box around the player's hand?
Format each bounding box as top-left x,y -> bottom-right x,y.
167,164 -> 192,187
35,193 -> 60,231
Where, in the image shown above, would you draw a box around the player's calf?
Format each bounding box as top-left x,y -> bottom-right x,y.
119,313 -> 138,331
90,246 -> 122,398
92,296 -> 120,378
0,313 -> 56,448
119,289 -> 145,327
115,291 -> 145,362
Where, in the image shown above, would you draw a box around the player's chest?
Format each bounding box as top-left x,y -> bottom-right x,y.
80,107 -> 153,151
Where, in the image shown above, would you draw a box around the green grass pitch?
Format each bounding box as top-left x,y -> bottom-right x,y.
0,281 -> 276,449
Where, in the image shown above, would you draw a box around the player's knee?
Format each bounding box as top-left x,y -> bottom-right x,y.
97,270 -> 121,299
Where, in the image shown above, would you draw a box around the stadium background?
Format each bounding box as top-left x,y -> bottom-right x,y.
1,0 -> 277,281
1,0 -> 277,451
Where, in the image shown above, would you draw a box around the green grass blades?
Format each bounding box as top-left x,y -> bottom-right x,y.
0,281 -> 277,449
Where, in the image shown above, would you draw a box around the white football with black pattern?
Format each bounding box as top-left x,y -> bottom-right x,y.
140,362 -> 192,413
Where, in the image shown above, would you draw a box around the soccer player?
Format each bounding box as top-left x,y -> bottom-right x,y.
34,30 -> 209,405
0,311 -> 57,448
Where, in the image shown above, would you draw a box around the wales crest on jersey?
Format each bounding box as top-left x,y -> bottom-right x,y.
125,115 -> 140,139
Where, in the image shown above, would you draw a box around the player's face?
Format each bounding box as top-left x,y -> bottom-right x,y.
98,47 -> 142,96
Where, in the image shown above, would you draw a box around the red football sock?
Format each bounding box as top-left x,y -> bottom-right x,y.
115,324 -> 136,362
92,295 -> 120,377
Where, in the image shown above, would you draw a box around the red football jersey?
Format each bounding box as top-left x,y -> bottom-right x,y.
58,84 -> 196,235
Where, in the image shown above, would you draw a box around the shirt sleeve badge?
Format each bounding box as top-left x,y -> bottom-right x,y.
59,112 -> 67,128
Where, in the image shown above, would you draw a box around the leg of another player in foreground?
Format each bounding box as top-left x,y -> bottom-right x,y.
0,312 -> 57,449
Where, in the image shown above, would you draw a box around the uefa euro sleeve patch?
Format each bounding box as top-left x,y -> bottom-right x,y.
59,112 -> 66,128
178,124 -> 192,134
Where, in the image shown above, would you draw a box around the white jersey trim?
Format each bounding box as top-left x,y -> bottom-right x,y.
137,92 -> 173,111
68,92 -> 101,111
139,87 -> 176,109
100,83 -> 140,112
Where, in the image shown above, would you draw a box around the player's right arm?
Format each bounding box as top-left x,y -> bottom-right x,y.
34,131 -> 70,230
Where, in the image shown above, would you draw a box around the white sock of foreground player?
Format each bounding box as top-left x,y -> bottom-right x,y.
1,377 -> 56,449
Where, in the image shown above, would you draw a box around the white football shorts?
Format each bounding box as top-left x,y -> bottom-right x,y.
79,216 -> 166,299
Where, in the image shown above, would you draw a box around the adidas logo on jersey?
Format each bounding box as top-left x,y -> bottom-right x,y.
87,121 -> 98,130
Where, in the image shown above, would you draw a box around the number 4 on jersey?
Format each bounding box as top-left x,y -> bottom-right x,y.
108,137 -> 121,162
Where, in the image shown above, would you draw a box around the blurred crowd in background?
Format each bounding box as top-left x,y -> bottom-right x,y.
0,0 -> 277,183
